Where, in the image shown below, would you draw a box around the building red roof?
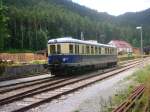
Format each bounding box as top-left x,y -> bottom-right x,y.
109,40 -> 132,48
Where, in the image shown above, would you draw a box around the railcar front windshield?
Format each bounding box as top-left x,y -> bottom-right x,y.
50,45 -> 56,54
49,44 -> 61,54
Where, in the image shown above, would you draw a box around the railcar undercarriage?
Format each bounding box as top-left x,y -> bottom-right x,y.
49,62 -> 117,76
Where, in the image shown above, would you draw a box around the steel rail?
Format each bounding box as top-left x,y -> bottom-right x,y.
113,85 -> 145,112
0,58 -> 141,89
0,59 -> 140,94
0,76 -> 53,88
0,77 -> 61,94
12,63 -> 139,112
0,59 -> 141,112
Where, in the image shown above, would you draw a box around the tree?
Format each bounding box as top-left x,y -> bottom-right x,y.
2,0 -> 150,52
0,0 -> 9,51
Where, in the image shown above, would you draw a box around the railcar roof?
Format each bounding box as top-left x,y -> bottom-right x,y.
48,37 -> 115,48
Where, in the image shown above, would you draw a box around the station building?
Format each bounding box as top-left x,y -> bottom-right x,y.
108,40 -> 133,55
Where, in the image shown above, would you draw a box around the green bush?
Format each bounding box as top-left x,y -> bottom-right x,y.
134,65 -> 150,83
31,60 -> 47,64
118,56 -> 135,62
0,60 -> 8,75
0,64 -> 6,75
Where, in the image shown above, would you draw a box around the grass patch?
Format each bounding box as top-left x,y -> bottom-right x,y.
109,85 -> 134,111
0,64 -> 6,76
132,68 -> 150,112
0,49 -> 34,53
118,54 -> 149,62
106,65 -> 150,111
134,65 -> 150,83
118,54 -> 139,62
73,111 -> 80,112
30,60 -> 47,64
1,60 -> 47,67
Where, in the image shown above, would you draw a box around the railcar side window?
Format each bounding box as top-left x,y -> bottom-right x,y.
95,46 -> 98,54
86,45 -> 90,54
105,48 -> 107,54
69,44 -> 74,54
99,47 -> 101,54
112,48 -> 114,54
50,45 -> 56,54
77,45 -> 79,54
91,46 -> 94,54
108,48 -> 110,54
110,48 -> 112,54
75,45 -> 79,54
82,45 -> 84,54
57,45 -> 61,54
111,48 -> 113,54
107,48 -> 109,54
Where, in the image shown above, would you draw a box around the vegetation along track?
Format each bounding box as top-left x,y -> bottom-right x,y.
113,84 -> 145,112
0,59 -> 142,112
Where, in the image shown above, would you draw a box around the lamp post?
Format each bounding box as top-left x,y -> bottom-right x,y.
136,26 -> 143,66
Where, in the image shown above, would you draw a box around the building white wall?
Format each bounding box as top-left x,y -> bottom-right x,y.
109,41 -> 133,54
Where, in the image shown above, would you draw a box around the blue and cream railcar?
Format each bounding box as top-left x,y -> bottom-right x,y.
47,37 -> 117,76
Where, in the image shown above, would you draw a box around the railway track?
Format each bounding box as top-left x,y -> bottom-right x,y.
0,59 -> 140,96
118,58 -> 139,65
0,76 -> 75,100
144,98 -> 150,112
0,59 -> 140,95
0,76 -> 58,93
0,59 -> 141,112
0,75 -> 55,90
0,58 -> 140,90
0,67 -> 118,97
113,84 -> 145,112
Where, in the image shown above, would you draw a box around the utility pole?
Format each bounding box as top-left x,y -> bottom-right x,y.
136,26 -> 143,67
81,32 -> 84,40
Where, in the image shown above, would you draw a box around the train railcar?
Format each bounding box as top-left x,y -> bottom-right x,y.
47,37 -> 117,76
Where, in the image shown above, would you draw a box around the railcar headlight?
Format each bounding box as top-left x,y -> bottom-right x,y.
62,58 -> 68,62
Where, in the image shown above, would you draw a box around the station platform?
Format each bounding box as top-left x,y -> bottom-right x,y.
0,74 -> 51,87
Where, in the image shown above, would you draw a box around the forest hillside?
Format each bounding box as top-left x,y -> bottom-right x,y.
1,0 -> 150,52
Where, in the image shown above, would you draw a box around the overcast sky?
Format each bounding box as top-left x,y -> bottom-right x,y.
72,0 -> 150,16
